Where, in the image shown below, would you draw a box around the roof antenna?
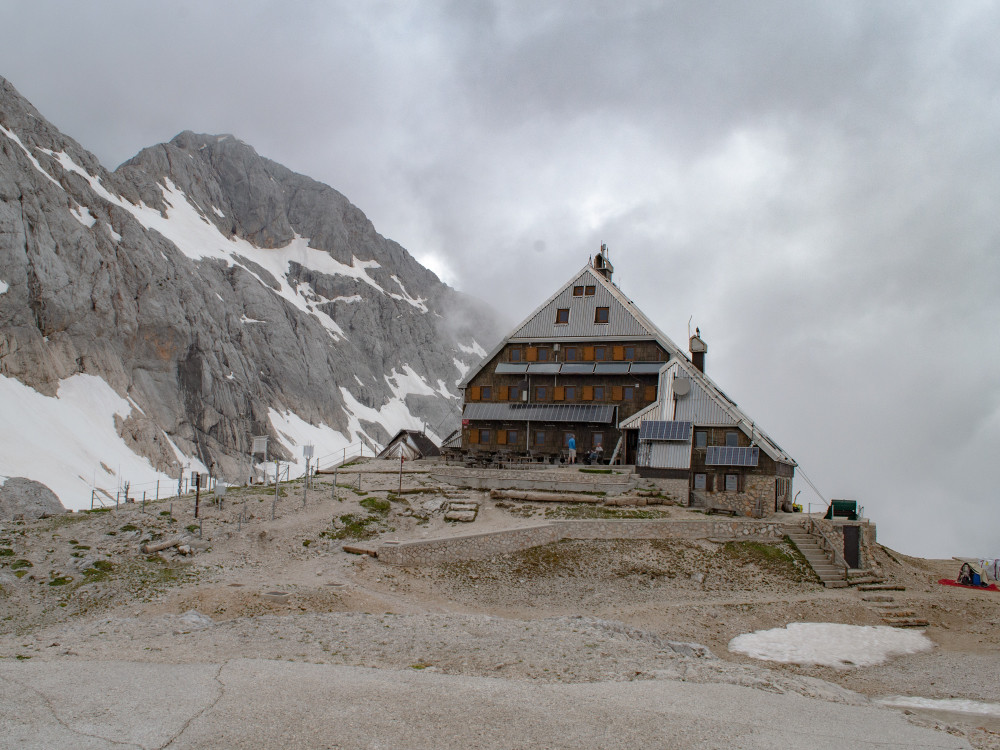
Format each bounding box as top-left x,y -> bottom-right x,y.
687,315 -> 693,340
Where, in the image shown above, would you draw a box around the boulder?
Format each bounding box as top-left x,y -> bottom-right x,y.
0,477 -> 66,520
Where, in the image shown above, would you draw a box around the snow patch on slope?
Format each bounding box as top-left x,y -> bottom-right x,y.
35,149 -> 433,340
0,125 -> 62,187
0,374 -> 181,510
877,696 -> 1000,717
457,340 -> 486,357
70,204 -> 96,227
728,622 -> 933,668
0,280 -> 8,296
267,408 -> 357,477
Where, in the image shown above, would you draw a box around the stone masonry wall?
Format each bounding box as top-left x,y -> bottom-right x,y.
813,517 -> 877,570
377,519 -> 788,566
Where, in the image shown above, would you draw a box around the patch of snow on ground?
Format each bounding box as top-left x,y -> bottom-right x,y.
385,365 -> 437,398
388,274 -> 428,312
0,374 -> 180,510
0,280 -> 8,296
241,315 -> 265,323
333,295 -> 363,303
211,206 -> 225,218
340,385 -> 438,448
267,408 -> 354,477
0,125 -> 62,187
878,696 -> 1000,716
728,622 -> 933,668
105,223 -> 122,242
453,358 -> 470,382
70,205 -> 97,227
457,340 -> 487,357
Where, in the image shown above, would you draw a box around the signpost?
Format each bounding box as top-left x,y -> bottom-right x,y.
303,444 -> 314,506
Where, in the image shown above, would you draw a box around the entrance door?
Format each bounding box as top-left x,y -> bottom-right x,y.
843,525 -> 861,569
625,430 -> 639,464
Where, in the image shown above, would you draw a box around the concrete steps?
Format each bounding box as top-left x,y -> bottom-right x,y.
785,527 -> 848,587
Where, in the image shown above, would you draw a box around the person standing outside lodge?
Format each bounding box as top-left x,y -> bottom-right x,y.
567,434 -> 577,464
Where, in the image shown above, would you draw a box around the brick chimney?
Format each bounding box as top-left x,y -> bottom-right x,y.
689,328 -> 707,373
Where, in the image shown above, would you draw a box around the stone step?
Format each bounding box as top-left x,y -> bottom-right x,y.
880,610 -> 916,618
858,584 -> 905,592
882,617 -> 929,628
824,580 -> 849,588
861,594 -> 895,602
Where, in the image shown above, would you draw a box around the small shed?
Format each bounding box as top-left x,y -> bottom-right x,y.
377,430 -> 441,460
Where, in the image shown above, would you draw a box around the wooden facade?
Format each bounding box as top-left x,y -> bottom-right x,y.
459,247 -> 796,518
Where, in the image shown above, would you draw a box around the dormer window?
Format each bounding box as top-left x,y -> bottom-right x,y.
585,286 -> 596,296
555,308 -> 569,325
573,286 -> 584,297
595,307 -> 609,324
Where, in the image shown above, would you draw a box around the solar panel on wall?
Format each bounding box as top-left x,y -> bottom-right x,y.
629,362 -> 666,374
463,403 -> 616,423
561,363 -> 597,374
526,363 -> 561,374
705,446 -> 760,466
495,363 -> 528,374
638,421 -> 692,441
594,363 -> 631,374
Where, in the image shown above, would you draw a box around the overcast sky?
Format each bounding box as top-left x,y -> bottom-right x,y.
2,1 -> 998,558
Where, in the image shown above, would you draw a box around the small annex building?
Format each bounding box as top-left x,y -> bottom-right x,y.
376,430 -> 441,461
458,247 -> 796,517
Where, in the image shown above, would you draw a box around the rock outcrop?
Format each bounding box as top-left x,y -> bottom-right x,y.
0,76 -> 501,501
0,477 -> 65,519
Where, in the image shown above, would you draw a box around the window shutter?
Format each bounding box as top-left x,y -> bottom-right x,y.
470,386 -> 481,401
583,346 -> 595,361
526,347 -> 538,362
613,346 -> 624,361
643,385 -> 656,401
554,386 -> 565,401
497,430 -> 507,445
583,386 -> 594,401
500,385 -> 508,400
612,385 -> 623,401
468,428 -> 479,444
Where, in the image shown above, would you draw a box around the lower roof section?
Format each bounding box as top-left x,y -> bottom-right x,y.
463,402 -> 617,424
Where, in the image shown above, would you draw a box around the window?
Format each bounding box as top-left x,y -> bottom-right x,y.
726,432 -> 739,447
595,307 -> 609,324
564,386 -> 576,400
508,386 -> 520,401
585,285 -> 596,296
592,432 -> 603,447
565,347 -> 578,361
479,429 -> 491,444
534,430 -> 546,446
537,348 -> 550,361
594,346 -> 606,360
623,386 -> 635,400
573,286 -> 584,297
624,346 -> 635,360
694,473 -> 707,490
506,430 -> 518,445
593,386 -> 605,401
725,474 -> 739,492
535,386 -> 547,401
555,308 -> 569,325
510,348 -> 522,362
695,431 -> 708,449
563,432 -> 574,447
480,386 -> 492,401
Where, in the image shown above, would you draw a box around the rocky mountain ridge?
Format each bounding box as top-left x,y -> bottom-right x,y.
0,76 -> 498,507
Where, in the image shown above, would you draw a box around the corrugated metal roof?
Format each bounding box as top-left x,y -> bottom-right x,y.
463,403 -> 616,423
509,268 -> 653,340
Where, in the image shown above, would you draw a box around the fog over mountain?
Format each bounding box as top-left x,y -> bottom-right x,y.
0,76 -> 500,506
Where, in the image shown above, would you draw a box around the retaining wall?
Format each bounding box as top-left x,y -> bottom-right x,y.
376,518 -> 788,566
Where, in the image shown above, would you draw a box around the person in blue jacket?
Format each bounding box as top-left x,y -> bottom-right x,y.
567,434 -> 576,464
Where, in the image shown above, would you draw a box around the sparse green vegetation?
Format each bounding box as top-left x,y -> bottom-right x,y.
359,497 -> 390,514
10,560 -> 32,570
186,524 -> 200,534
119,524 -> 138,532
0,549 -> 13,557
48,576 -> 72,586
578,468 -> 614,474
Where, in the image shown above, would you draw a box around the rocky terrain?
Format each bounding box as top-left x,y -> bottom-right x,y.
0,75 -> 501,507
1,459 -> 998,748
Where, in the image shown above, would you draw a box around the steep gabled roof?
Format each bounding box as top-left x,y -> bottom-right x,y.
458,261 -> 688,388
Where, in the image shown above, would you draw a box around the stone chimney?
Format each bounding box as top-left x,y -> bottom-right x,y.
689,328 -> 707,373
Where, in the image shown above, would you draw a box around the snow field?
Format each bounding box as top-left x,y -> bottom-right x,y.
728,622 -> 934,668
0,374 -> 180,510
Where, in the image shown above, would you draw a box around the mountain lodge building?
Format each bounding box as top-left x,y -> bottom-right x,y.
458,247 -> 796,517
